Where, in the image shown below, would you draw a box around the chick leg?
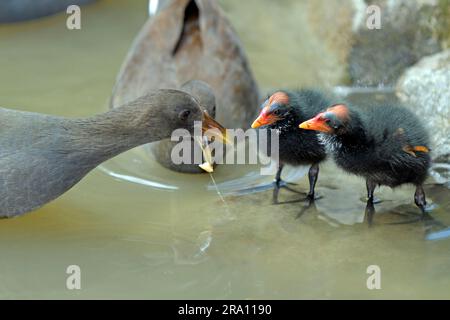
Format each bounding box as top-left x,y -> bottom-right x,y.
413,185 -> 447,230
414,185 -> 427,216
385,185 -> 444,227
365,179 -> 377,226
386,185 -> 436,226
307,163 -> 319,200
272,164 -> 303,204
273,164 -> 284,204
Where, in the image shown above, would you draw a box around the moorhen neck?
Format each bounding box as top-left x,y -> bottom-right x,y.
0,89 -> 225,218
300,103 -> 431,224
251,90 -> 331,203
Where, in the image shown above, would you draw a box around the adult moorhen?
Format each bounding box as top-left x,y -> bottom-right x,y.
0,89 -> 227,218
251,90 -> 331,203
299,103 -> 431,224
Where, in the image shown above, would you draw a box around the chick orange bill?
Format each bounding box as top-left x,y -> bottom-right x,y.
202,111 -> 232,145
251,106 -> 279,128
299,113 -> 332,133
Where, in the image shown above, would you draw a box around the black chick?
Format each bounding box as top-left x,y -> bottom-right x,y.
299,103 -> 431,223
251,90 -> 331,203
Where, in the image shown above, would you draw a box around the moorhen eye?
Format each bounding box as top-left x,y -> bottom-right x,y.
178,109 -> 191,121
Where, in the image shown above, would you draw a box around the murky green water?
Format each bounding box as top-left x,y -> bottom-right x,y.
0,1 -> 449,299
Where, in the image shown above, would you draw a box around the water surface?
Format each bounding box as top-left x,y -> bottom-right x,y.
0,0 -> 449,299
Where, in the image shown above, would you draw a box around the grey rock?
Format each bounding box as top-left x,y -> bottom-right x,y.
307,0 -> 448,87
396,50 -> 450,165
349,0 -> 444,86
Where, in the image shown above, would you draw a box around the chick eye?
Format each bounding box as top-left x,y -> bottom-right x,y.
273,110 -> 281,116
178,109 -> 191,121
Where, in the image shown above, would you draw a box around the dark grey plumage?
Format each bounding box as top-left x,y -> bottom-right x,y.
0,89 -> 202,218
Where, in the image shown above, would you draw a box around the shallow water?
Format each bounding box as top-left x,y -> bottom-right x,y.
0,0 -> 449,299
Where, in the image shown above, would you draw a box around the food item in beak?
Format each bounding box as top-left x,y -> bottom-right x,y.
198,110 -> 232,173
195,136 -> 215,173
199,162 -> 214,173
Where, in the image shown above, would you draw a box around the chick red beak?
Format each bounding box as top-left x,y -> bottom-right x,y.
202,111 -> 232,145
251,116 -> 265,129
299,114 -> 332,133
251,107 -> 277,128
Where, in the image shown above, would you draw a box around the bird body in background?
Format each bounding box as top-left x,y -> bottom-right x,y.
300,102 -> 431,223
251,90 -> 332,203
0,89 -> 226,218
111,0 -> 260,174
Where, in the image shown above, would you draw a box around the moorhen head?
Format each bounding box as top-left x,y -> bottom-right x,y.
251,90 -> 331,203
154,80 -> 218,173
300,103 -> 432,224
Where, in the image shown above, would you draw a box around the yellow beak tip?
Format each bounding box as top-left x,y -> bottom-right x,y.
251,120 -> 261,129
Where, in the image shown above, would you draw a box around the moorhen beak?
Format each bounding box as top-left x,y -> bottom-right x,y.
202,110 -> 231,145
250,90 -> 333,204
251,106 -> 280,128
0,89 -> 205,218
299,113 -> 333,133
301,103 -> 433,226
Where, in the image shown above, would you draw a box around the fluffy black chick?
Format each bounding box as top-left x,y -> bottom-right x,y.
251,90 -> 331,203
299,103 -> 431,223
